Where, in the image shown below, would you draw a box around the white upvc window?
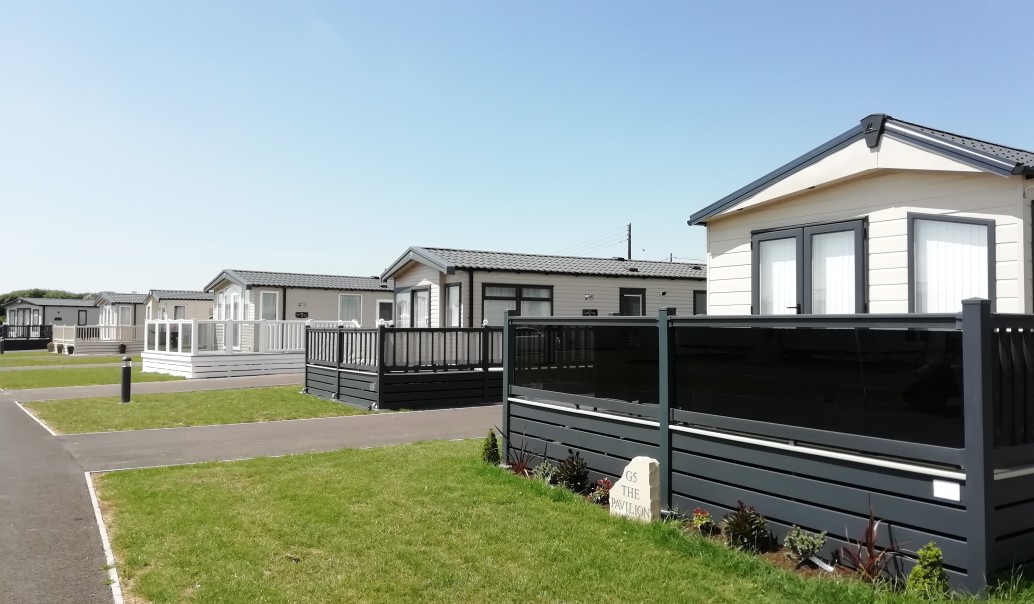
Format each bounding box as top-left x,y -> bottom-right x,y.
174,305 -> 186,320
146,304 -> 152,320
339,294 -> 361,324
159,306 -> 167,320
910,214 -> 994,313
118,305 -> 132,325
260,291 -> 278,321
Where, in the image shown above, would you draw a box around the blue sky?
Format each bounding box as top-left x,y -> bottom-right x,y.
3,1 -> 1032,293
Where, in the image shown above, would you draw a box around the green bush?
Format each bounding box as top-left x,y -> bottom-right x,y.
555,449 -> 589,493
481,430 -> 500,466
47,342 -> 55,353
906,542 -> 949,599
532,461 -> 557,484
783,526 -> 826,564
722,501 -> 771,553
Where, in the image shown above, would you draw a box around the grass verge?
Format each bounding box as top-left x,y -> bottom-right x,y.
24,386 -> 366,433
0,353 -> 141,368
0,365 -> 180,390
95,439 -> 1014,604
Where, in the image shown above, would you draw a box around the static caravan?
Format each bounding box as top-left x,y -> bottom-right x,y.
51,292 -> 147,354
1,297 -> 97,350
141,269 -> 394,378
379,246 -> 707,327
689,113 -> 1034,316
143,290 -> 214,322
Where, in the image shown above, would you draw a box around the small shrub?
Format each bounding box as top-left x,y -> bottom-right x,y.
784,526 -> 827,565
533,461 -> 558,484
841,508 -> 896,583
506,441 -> 534,477
906,542 -> 949,599
481,430 -> 500,465
57,344 -> 64,353
47,342 -> 55,353
722,501 -> 771,553
118,343 -> 127,354
588,478 -> 612,505
691,508 -> 720,537
555,449 -> 589,493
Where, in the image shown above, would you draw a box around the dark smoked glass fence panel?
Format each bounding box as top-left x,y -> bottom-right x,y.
673,326 -> 964,448
512,325 -> 659,405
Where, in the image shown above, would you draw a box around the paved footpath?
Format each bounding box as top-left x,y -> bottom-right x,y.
6,372 -> 304,402
0,372 -> 500,603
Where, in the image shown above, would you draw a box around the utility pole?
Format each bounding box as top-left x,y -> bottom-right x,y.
627,223 -> 632,260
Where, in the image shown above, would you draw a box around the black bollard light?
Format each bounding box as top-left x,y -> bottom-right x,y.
0,337 -> 5,355
120,356 -> 132,403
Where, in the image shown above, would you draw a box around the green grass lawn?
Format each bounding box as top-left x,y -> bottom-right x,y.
25,386 -> 367,433
0,353 -> 141,368
0,365 -> 180,390
96,439 -> 1022,604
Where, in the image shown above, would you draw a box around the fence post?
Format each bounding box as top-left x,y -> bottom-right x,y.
376,324 -> 387,409
501,310 -> 516,460
335,326 -> 344,400
301,324 -> 310,394
961,298 -> 993,593
481,324 -> 491,404
658,307 -> 675,513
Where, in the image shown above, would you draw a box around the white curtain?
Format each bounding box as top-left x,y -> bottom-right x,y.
759,238 -> 797,315
339,294 -> 361,323
395,293 -> 410,328
484,300 -> 517,326
811,230 -> 855,314
413,290 -> 429,327
446,285 -> 461,327
914,219 -> 988,313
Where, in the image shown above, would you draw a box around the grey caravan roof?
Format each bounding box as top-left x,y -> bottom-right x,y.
689,113 -> 1034,226
381,247 -> 707,280
148,290 -> 215,302
3,297 -> 95,308
204,269 -> 394,293
96,292 -> 148,305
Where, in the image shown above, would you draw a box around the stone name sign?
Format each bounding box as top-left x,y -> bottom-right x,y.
609,456 -> 661,522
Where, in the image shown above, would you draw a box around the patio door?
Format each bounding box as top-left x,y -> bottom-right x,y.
752,220 -> 864,315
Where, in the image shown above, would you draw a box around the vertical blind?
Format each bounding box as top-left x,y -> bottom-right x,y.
759,237 -> 797,315
914,219 -> 989,313
811,230 -> 856,314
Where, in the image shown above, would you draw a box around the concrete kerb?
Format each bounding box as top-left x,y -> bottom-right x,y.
84,472 -> 124,604
14,401 -> 57,436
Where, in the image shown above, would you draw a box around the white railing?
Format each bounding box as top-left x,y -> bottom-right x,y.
52,325 -> 143,345
143,319 -> 343,355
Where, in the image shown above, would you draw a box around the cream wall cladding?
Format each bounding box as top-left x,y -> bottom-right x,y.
705,171 -> 1027,315
696,115 -> 1034,317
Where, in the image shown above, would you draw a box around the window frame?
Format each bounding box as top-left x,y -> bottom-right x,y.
377,299 -> 394,323
693,290 -> 707,315
444,283 -> 462,327
906,212 -> 996,313
482,283 -> 554,325
338,293 -> 363,324
77,309 -> 88,325
751,219 -> 866,315
618,288 -> 646,316
409,287 -> 431,328
174,305 -> 186,320
259,290 -> 279,321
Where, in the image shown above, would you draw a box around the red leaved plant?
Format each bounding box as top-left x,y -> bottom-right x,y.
841,508 -> 897,583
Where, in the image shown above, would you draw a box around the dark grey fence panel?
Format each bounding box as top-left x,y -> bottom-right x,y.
671,432 -> 962,505
510,386 -> 659,420
305,365 -> 338,399
991,473 -> 1034,569
989,318 -> 1034,448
